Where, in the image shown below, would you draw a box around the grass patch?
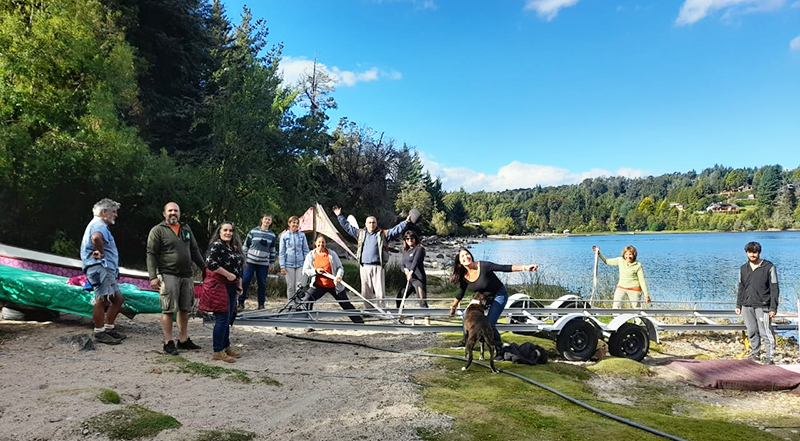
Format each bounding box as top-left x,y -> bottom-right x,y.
415,336 -> 790,441
153,354 -> 280,385
587,357 -> 650,377
83,404 -> 180,440
188,428 -> 257,441
98,388 -> 121,404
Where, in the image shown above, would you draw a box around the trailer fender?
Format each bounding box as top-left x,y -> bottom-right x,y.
606,314 -> 659,344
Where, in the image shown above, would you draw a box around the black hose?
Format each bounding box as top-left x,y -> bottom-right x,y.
286,334 -> 689,441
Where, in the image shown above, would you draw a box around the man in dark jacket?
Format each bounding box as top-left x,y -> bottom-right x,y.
147,202 -> 206,355
735,241 -> 779,364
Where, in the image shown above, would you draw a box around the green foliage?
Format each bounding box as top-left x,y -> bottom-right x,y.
430,210 -> 451,236
587,358 -> 651,377
83,405 -> 180,440
97,388 -> 122,404
154,354 -> 280,385
482,216 -> 519,235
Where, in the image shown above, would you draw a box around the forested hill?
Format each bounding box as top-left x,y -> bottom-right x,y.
446,164 -> 800,236
1,2 -> 798,267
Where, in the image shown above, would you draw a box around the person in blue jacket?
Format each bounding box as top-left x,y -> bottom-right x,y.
279,216 -> 309,299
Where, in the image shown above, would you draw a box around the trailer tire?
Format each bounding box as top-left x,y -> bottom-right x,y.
608,323 -> 649,362
556,319 -> 598,361
1,306 -> 26,321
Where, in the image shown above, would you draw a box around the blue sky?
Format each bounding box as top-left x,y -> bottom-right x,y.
221,0 -> 800,192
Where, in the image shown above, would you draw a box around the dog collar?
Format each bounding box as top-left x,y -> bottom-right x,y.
468,299 -> 481,306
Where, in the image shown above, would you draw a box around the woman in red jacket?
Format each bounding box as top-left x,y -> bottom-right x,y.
200,222 -> 244,363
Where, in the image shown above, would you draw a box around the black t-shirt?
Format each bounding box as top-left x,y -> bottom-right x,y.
455,261 -> 512,301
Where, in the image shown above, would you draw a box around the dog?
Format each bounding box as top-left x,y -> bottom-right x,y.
461,293 -> 501,373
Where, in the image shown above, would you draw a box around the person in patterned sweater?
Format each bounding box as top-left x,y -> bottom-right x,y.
239,214 -> 278,310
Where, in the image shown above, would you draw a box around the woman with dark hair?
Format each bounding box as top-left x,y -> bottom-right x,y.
397,230 -> 430,325
300,235 -> 364,323
449,248 -> 538,351
592,245 -> 650,308
201,222 -> 244,363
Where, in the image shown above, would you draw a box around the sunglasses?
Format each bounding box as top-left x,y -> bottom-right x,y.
404,237 -> 415,241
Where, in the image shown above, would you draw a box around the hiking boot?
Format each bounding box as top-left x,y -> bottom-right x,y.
105,329 -> 127,340
224,347 -> 241,358
177,337 -> 201,350
163,340 -> 179,356
257,304 -> 265,310
94,331 -> 121,345
212,351 -> 236,363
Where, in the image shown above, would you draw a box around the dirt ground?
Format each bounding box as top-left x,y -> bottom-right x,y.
2,309 -> 800,441
0,310 -> 452,441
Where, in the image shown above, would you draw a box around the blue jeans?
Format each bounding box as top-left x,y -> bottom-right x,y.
239,263 -> 268,307
462,285 -> 508,348
213,284 -> 238,352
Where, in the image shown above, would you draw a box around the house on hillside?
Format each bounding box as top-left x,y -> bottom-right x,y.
706,203 -> 740,214
669,203 -> 685,211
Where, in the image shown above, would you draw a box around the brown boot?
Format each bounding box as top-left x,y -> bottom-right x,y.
212,351 -> 236,363
224,347 -> 241,358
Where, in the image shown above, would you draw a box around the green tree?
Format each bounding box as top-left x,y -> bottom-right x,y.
198,4 -> 297,228
0,0 -> 147,252
754,165 -> 782,208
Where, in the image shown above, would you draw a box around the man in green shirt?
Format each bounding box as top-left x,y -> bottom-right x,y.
146,202 -> 206,355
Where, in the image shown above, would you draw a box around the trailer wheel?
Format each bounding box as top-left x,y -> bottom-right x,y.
608,323 -> 649,362
556,319 -> 598,361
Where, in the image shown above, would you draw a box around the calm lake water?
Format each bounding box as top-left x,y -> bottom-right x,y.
469,231 -> 800,312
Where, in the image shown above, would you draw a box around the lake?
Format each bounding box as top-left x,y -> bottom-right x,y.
468,231 -> 800,312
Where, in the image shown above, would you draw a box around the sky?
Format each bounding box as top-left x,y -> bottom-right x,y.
221,0 -> 800,192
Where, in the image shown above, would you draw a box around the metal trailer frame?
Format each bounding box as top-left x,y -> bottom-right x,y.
233,293 -> 798,363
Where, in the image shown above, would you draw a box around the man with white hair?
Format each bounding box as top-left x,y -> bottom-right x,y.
80,198 -> 125,345
333,206 -> 409,307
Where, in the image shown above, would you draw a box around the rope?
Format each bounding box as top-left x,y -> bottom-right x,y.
286,334 -> 689,441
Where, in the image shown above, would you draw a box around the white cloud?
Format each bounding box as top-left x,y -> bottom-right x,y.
523,0 -> 581,21
675,0 -> 785,26
791,35 -> 800,51
280,56 -> 402,88
421,157 -> 648,192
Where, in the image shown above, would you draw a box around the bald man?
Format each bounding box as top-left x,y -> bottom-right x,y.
146,202 -> 206,355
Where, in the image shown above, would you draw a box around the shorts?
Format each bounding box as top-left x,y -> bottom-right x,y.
159,274 -> 195,313
86,265 -> 119,298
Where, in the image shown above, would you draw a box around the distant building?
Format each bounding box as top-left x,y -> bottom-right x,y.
705,203 -> 740,214
669,203 -> 685,211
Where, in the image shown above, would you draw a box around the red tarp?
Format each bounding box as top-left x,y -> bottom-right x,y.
665,359 -> 800,391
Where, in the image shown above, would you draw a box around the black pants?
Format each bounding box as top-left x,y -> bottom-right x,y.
396,279 -> 429,309
301,285 -> 364,323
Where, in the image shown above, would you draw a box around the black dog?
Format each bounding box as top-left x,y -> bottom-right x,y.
462,293 -> 501,373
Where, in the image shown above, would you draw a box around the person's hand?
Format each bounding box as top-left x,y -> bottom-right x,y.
769,311 -> 776,318
406,273 -> 412,281
449,304 -> 457,317
335,276 -> 342,284
226,273 -> 236,282
645,295 -> 651,304
332,206 -> 342,216
735,308 -> 741,315
315,267 -> 324,275
592,246 -> 599,253
280,268 -> 286,275
527,264 -> 538,272
91,249 -> 103,259
150,278 -> 161,290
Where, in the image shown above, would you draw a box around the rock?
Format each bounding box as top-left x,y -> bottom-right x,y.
57,334 -> 95,351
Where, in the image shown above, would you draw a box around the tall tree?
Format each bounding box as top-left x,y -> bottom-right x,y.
0,0 -> 147,252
